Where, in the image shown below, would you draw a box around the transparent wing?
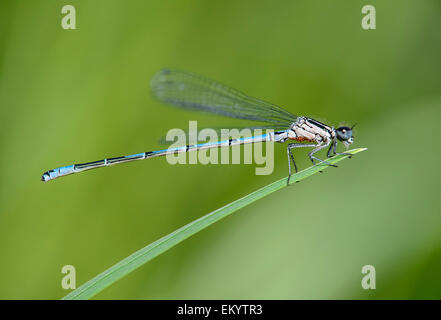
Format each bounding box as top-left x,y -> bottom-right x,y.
151,69 -> 297,127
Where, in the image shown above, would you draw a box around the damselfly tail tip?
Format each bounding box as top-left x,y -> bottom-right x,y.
41,171 -> 51,182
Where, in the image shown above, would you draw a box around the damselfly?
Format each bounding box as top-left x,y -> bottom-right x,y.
41,69 -> 355,184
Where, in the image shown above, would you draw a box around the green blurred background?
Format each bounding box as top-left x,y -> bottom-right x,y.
0,0 -> 440,299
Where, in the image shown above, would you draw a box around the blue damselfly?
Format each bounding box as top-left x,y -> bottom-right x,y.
41,69 -> 355,184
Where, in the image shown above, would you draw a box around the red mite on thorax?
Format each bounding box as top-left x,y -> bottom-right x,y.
290,136 -> 313,142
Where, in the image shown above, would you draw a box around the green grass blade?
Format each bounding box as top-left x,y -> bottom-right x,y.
62,147 -> 367,300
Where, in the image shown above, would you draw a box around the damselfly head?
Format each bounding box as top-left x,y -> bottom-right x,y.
336,126 -> 354,147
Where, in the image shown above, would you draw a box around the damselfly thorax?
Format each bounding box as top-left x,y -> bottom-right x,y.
41,69 -> 355,184
274,117 -> 335,144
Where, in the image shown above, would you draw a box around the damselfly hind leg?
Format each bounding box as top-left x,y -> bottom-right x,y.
286,147 -> 297,185
286,143 -> 318,185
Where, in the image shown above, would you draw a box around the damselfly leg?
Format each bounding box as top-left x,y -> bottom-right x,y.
327,139 -> 353,158
287,143 -> 318,185
287,142 -> 339,185
309,143 -> 338,168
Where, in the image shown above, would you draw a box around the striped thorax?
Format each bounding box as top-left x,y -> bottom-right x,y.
287,116 -> 335,144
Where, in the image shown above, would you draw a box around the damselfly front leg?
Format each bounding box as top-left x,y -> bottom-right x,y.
327,126 -> 355,158
327,138 -> 353,158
